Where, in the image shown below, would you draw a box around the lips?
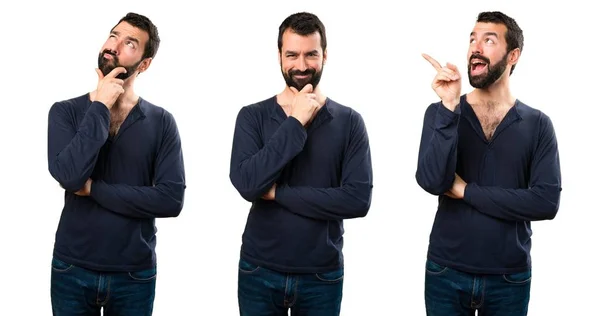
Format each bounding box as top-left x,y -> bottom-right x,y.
470,56 -> 489,75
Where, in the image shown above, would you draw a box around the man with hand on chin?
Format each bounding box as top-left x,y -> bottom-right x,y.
229,11 -> 373,316
47,12 -> 185,316
416,11 -> 561,316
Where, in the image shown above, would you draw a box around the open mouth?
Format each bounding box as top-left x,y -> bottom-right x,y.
470,60 -> 488,75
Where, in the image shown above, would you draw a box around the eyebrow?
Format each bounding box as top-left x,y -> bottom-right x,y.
284,50 -> 320,55
470,31 -> 499,38
111,31 -> 140,44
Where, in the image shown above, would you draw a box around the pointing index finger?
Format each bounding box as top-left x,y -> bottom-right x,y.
422,53 -> 442,70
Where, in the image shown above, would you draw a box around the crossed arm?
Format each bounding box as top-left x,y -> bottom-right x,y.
48,102 -> 185,219
229,107 -> 373,221
416,103 -> 561,221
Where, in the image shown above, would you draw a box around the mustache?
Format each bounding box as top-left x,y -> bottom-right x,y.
289,69 -> 315,76
101,49 -> 118,61
470,54 -> 490,64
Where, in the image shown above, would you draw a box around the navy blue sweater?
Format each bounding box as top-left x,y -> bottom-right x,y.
48,94 -> 186,272
416,94 -> 562,274
229,96 -> 373,273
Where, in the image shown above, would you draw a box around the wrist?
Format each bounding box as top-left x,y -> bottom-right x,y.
442,98 -> 460,111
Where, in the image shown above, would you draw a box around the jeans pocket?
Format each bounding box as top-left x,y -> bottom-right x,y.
425,259 -> 448,275
315,268 -> 344,283
238,258 -> 261,274
503,269 -> 532,284
51,257 -> 74,273
128,267 -> 157,281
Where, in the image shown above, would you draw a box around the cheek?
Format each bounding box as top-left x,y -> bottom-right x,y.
281,61 -> 295,72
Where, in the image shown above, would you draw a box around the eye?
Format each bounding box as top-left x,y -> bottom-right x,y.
126,41 -> 135,48
485,38 -> 494,44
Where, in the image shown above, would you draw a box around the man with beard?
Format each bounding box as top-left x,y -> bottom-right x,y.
416,11 -> 561,315
229,12 -> 373,315
47,12 -> 185,315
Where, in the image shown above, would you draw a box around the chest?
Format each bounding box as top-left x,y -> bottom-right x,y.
109,109 -> 130,136
471,105 -> 510,140
91,116 -> 160,184
457,117 -> 535,186
262,116 -> 347,184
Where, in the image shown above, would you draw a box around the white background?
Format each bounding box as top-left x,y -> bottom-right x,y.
0,0 -> 597,315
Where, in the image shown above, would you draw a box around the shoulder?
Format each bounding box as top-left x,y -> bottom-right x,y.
49,93 -> 90,114
515,100 -> 557,140
138,98 -> 181,135
239,96 -> 276,114
234,96 -> 277,125
515,100 -> 554,128
327,98 -> 366,123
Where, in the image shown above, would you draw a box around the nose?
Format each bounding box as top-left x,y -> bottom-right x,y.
296,57 -> 308,72
470,40 -> 482,56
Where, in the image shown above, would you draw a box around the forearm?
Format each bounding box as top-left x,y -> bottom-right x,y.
464,183 -> 561,221
416,103 -> 460,195
90,181 -> 185,219
275,182 -> 372,221
48,101 -> 110,191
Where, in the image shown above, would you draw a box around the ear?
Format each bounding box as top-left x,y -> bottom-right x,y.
137,57 -> 153,74
277,49 -> 282,65
508,48 -> 520,67
322,49 -> 327,65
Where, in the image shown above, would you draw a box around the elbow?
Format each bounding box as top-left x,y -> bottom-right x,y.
540,200 -> 560,220
349,189 -> 372,218
166,199 -> 184,218
52,174 -> 86,193
353,202 -> 370,218
49,163 -> 87,192
415,173 -> 452,196
161,185 -> 186,218
234,185 -> 262,202
536,187 -> 562,221
229,174 -> 262,202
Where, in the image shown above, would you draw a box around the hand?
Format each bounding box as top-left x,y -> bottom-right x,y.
261,184 -> 276,201
74,178 -> 92,196
422,53 -> 461,111
444,173 -> 466,199
289,84 -> 321,126
92,67 -> 127,109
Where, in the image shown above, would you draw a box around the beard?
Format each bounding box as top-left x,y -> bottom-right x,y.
97,49 -> 142,80
281,63 -> 324,91
468,52 -> 509,89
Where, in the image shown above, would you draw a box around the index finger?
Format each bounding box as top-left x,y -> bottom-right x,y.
422,53 -> 442,70
105,66 -> 127,79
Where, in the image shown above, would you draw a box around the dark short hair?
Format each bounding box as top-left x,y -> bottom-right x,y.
278,12 -> 327,53
112,12 -> 160,60
476,11 -> 524,74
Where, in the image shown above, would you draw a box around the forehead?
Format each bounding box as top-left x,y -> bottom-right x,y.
281,29 -> 322,52
471,22 -> 507,39
111,21 -> 149,44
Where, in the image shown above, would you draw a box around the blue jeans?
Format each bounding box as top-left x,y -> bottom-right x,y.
238,258 -> 344,316
50,257 -> 156,316
424,259 -> 531,316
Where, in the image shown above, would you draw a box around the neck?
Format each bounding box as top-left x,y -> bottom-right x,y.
114,88 -> 139,110
89,78 -> 139,110
468,75 -> 515,108
277,85 -> 327,108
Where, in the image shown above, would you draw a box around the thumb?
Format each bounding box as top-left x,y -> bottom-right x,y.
301,84 -> 313,93
95,68 -> 104,81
